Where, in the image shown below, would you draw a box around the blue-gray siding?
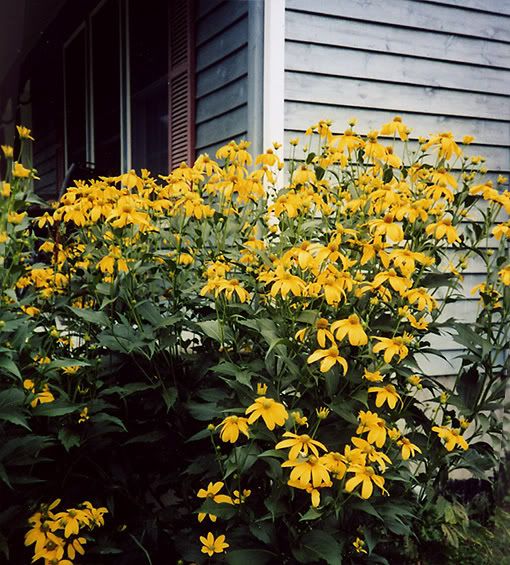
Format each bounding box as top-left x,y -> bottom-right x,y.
195,0 -> 250,155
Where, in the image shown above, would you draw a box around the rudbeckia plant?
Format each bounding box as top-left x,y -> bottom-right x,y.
0,118 -> 508,563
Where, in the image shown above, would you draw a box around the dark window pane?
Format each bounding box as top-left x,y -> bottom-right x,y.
92,0 -> 121,175
129,0 -> 168,174
64,28 -> 87,168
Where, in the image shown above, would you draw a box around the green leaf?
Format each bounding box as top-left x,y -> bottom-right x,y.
196,319 -> 233,343
0,357 -> 21,379
161,386 -> 177,412
302,530 -> 343,565
92,413 -> 127,432
123,430 -> 167,446
0,388 -> 29,429
0,463 -> 12,489
382,167 -> 393,183
135,300 -> 163,326
58,428 -> 81,451
226,549 -> 276,565
33,401 -> 79,417
68,306 -> 109,326
100,382 -> 154,397
300,506 -> 322,521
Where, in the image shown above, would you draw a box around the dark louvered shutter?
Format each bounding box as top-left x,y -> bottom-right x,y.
168,0 -> 195,170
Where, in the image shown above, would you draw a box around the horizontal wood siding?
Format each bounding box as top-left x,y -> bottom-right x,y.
195,0 -> 249,154
285,0 -> 510,376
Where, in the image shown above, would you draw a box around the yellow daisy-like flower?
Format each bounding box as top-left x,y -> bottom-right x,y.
12,162 -> 31,178
498,265 -> 510,285
217,415 -> 250,443
275,431 -> 328,459
200,532 -> 229,557
345,464 -> 388,499
330,314 -> 368,346
17,125 -> 35,140
281,455 -> 332,488
197,481 -> 233,522
353,537 -> 368,554
432,426 -> 469,451
307,346 -> 348,374
245,396 -> 288,430
372,334 -> 412,364
368,384 -> 402,410
397,437 -> 422,460
363,369 -> 384,382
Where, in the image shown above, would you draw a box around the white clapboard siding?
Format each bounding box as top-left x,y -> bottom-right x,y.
417,0 -> 510,17
285,10 -> 510,69
286,0 -> 510,42
195,0 -> 249,152
286,73 -> 510,122
286,42 -> 510,96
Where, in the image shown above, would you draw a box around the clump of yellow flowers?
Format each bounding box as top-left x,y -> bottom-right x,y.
1,118 -> 508,562
25,499 -> 107,564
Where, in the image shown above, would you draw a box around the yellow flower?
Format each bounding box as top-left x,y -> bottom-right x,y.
197,482 -> 233,522
232,488 -> 251,504
31,385 -> 55,408
432,426 -> 468,451
353,537 -> 368,554
257,383 -> 268,395
499,265 -> 510,285
23,379 -> 36,392
1,181 -> 11,197
462,135 -> 475,144
368,384 -> 402,410
78,407 -> 89,423
316,407 -> 330,420
291,411 -> 308,427
397,437 -> 422,460
200,532 -> 229,557
322,451 -> 347,479
345,464 -> 388,499
408,375 -> 422,388
245,396 -> 288,430
281,455 -> 332,488
307,346 -> 348,374
368,214 -> 404,243
422,132 -> 462,160
8,211 -> 27,224
17,125 -> 35,140
380,116 -> 409,141
12,162 -> 31,178
372,334 -> 412,364
425,217 -> 460,244
405,288 -> 437,311
276,431 -> 328,459
216,278 -> 250,303
363,369 -> 384,383
1,144 -> 13,158
260,265 -> 306,298
21,305 -> 40,317
350,437 -> 392,472
330,314 -> 368,346
292,165 -> 316,185
217,415 -> 250,443
356,411 -> 387,448
314,318 -> 336,348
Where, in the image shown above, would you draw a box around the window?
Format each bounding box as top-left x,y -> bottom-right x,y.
129,0 -> 168,174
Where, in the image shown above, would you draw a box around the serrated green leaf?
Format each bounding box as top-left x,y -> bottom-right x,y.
302,530 -> 343,565
58,428 -> 81,451
68,306 -> 109,326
